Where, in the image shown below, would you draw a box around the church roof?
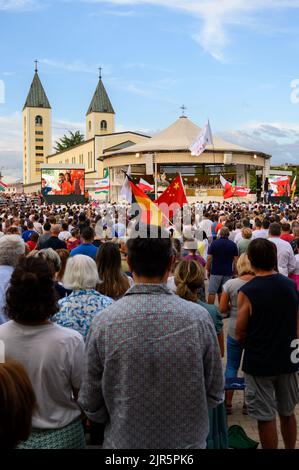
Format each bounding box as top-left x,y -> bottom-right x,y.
104,116 -> 270,157
86,79 -> 115,115
23,72 -> 51,110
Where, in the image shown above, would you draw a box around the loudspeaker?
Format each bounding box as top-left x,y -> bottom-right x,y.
256,175 -> 262,191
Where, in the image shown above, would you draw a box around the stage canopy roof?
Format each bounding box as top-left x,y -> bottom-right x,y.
103,116 -> 271,158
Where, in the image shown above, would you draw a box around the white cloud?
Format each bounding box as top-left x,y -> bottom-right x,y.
40,59 -> 112,75
0,0 -> 38,11
0,113 -> 22,152
0,113 -> 88,182
100,8 -> 137,16
52,119 -> 85,145
220,120 -> 299,164
83,0 -> 299,61
123,62 -> 171,74
116,123 -> 153,134
2,109 -> 299,182
109,76 -> 177,103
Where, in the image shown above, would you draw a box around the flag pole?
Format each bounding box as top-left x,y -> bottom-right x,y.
108,167 -> 111,203
210,119 -> 216,189
154,152 -> 158,200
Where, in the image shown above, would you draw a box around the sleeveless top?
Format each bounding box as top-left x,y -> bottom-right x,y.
240,274 -> 299,376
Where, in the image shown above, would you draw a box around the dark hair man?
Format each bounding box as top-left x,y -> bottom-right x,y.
21,220 -> 36,243
78,225 -> 223,449
43,224 -> 67,251
206,226 -> 238,305
236,238 -> 299,449
37,222 -> 51,250
69,226 -> 97,260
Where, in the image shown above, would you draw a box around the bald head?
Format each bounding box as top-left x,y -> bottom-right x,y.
51,224 -> 61,236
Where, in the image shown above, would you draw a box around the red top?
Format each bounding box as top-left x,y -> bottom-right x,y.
66,239 -> 80,251
280,234 -> 294,242
27,241 -> 37,252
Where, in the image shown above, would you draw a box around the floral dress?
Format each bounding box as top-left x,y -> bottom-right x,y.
53,289 -> 113,339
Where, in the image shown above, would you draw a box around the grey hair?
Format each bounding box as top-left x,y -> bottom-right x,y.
0,235 -> 26,267
220,227 -> 230,238
63,254 -> 100,290
33,248 -> 61,273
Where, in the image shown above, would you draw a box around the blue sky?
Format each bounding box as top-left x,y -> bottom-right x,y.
1,0 -> 299,180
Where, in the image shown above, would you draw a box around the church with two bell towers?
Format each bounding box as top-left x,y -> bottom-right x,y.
22,64 -> 149,193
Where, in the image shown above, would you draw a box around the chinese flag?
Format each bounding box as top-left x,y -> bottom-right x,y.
155,174 -> 187,219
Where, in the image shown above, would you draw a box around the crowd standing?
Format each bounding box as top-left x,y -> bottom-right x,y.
0,194 -> 299,449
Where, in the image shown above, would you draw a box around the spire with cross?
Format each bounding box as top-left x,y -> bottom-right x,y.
180,104 -> 187,117
34,60 -> 39,73
99,67 -> 102,80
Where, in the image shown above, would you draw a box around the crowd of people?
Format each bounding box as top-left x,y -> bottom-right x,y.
0,195 -> 299,449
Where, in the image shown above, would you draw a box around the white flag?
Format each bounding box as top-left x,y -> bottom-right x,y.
189,120 -> 213,156
120,165 -> 132,202
219,174 -> 228,188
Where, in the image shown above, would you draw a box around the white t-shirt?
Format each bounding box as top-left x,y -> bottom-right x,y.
234,231 -> 244,245
293,254 -> 299,275
166,276 -> 176,293
0,321 -> 84,429
197,218 -> 213,238
251,229 -> 269,239
269,237 -> 296,276
33,222 -> 43,234
59,230 -> 72,241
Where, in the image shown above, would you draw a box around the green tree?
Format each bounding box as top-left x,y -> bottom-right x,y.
54,130 -> 84,153
249,169 -> 257,191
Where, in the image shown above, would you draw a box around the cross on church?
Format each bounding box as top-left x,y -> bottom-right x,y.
99,67 -> 102,79
34,60 -> 39,73
180,104 -> 187,116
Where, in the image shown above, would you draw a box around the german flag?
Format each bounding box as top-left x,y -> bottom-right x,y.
128,179 -> 164,226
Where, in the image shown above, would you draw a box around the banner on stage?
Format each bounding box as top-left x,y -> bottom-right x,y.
268,175 -> 291,197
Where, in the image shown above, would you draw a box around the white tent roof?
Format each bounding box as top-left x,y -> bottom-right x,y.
104,116 -> 268,156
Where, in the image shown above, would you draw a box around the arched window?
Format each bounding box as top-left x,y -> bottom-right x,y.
35,115 -> 43,126
89,121 -> 91,132
101,120 -> 107,131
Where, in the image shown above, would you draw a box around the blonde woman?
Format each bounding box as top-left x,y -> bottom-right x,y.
175,259 -> 227,449
237,227 -> 252,255
219,254 -> 254,414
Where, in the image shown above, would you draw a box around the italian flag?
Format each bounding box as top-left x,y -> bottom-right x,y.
95,168 -> 109,195
0,180 -> 8,192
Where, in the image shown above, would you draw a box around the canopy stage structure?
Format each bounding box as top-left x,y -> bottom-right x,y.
101,116 -> 271,203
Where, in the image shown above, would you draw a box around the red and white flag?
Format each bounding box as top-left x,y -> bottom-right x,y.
137,178 -> 154,192
220,175 -> 250,199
